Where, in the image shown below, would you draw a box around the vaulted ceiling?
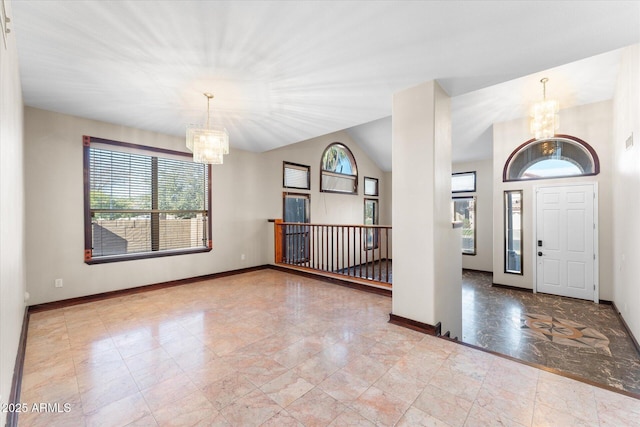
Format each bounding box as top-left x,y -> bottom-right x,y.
11,1 -> 640,170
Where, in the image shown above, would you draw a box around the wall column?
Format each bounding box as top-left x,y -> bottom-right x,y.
391,80 -> 462,338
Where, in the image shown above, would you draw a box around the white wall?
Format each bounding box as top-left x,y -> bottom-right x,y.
492,101 -> 614,300
392,80 -> 461,337
261,129 -> 390,263
261,130 -> 388,225
453,159 -> 493,272
24,109 -> 389,305
382,171 -> 392,226
612,44 -> 640,339
0,0 -> 26,422
24,108 -> 268,306
432,83 -> 462,338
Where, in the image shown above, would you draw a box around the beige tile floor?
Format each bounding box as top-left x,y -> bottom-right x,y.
18,269 -> 640,426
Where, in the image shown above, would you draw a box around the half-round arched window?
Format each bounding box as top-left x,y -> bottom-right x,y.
503,135 -> 599,182
321,143 -> 358,193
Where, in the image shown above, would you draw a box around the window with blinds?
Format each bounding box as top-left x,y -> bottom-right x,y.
364,177 -> 379,196
283,162 -> 310,190
83,136 -> 212,264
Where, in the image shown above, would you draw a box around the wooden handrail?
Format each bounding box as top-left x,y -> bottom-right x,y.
277,221 -> 391,229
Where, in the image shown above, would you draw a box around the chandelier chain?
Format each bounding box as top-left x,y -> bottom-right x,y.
540,77 -> 548,100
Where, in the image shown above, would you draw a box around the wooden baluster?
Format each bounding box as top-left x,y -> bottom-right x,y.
327,225 -> 334,271
365,226 -> 369,279
347,226 -> 351,276
325,226 -> 328,272
308,225 -> 312,268
341,226 -> 344,273
386,228 -> 390,283
353,226 -> 357,277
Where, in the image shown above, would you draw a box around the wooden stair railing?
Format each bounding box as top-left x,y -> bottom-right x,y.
273,220 -> 392,286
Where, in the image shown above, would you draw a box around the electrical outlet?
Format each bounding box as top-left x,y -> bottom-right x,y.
54,278 -> 63,288
241,254 -> 246,260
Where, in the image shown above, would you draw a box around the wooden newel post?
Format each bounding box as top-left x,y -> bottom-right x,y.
274,219 -> 283,264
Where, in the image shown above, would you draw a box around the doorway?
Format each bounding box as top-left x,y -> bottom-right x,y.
535,183 -> 598,301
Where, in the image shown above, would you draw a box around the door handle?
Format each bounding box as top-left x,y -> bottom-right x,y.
538,251 -> 543,256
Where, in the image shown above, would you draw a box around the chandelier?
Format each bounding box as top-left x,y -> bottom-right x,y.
530,77 -> 559,140
186,93 -> 229,164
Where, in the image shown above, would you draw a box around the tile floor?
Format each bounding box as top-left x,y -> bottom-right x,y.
18,269 -> 640,426
462,270 -> 640,394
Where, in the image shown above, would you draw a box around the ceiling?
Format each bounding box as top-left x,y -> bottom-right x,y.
11,1 -> 640,170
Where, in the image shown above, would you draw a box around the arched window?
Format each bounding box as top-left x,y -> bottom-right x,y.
503,135 -> 599,182
320,143 -> 358,194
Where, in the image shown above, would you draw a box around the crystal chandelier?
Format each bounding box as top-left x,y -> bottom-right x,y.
530,77 -> 559,140
186,93 -> 229,164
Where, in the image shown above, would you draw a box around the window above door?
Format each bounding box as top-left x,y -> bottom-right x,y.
503,135 -> 599,182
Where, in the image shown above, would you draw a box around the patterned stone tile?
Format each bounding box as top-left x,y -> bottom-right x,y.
218,389 -> 281,426
260,370 -> 315,407
328,407 -> 377,426
413,384 -> 473,427
535,371 -> 599,424
261,409 -> 304,426
286,388 -> 347,426
319,369 -> 371,403
349,386 -> 410,426
461,270 -> 640,394
200,371 -> 257,410
396,406 -> 453,427
474,382 -> 534,426
84,392 -> 152,427
151,390 -> 217,427
18,270 -> 640,427
374,366 -> 427,404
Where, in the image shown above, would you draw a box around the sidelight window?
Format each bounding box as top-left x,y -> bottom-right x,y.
452,196 -> 476,255
504,190 -> 523,274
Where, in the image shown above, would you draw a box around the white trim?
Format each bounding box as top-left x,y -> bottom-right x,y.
533,182 -> 599,302
593,182 -> 599,303
532,188 -> 537,294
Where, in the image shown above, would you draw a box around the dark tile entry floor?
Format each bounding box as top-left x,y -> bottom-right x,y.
461,270 -> 640,394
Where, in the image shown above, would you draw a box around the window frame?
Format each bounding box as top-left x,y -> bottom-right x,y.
283,161 -> 311,190
83,135 -> 212,264
320,142 -> 358,194
452,196 -> 476,255
282,192 -> 311,224
282,192 -> 310,264
452,171 -> 476,193
364,176 -> 379,196
503,134 -> 599,182
364,198 -> 379,250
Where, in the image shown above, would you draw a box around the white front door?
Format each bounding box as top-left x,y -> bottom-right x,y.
536,184 -> 597,301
